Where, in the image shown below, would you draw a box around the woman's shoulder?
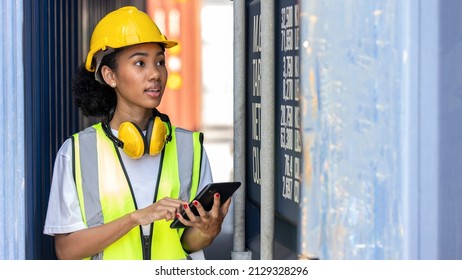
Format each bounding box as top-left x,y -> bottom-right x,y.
173,126 -> 194,134
73,123 -> 102,137
173,126 -> 203,136
56,137 -> 73,159
57,124 -> 102,157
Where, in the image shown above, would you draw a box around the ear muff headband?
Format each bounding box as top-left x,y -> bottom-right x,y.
102,122 -> 124,148
158,112 -> 173,142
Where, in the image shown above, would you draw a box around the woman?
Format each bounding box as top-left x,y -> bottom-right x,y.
43,6 -> 230,260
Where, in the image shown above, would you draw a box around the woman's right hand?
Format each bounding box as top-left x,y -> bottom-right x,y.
133,197 -> 188,226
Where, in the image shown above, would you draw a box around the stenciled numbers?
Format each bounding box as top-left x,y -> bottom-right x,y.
280,3 -> 301,204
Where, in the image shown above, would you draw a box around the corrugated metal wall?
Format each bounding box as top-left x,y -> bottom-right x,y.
299,0 -> 462,259
0,0 -> 25,260
23,0 -> 80,259
430,0 -> 462,260
300,0 -> 406,259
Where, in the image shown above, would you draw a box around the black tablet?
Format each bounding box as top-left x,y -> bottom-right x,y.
170,181 -> 241,229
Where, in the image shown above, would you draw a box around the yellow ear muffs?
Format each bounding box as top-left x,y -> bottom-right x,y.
118,122 -> 147,159
101,109 -> 172,159
146,116 -> 168,155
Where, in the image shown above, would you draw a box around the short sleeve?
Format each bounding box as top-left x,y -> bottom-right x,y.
43,138 -> 87,236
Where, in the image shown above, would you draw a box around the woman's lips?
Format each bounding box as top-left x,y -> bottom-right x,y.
144,87 -> 161,97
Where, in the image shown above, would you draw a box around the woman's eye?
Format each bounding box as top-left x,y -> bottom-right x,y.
157,60 -> 165,66
135,61 -> 145,66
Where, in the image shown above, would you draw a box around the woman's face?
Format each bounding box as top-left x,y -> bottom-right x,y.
111,43 -> 168,113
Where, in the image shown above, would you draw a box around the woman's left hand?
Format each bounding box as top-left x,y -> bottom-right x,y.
178,193 -> 232,251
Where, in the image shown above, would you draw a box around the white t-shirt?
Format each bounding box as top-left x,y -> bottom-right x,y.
43,129 -> 212,258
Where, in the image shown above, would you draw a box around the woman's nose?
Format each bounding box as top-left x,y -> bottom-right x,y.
148,64 -> 161,80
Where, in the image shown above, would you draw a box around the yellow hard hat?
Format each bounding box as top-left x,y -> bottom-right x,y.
85,6 -> 178,72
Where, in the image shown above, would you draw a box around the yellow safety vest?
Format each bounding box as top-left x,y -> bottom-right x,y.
71,122 -> 203,260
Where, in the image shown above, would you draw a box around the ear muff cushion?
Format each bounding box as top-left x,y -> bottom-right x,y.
147,116 -> 167,155
118,122 -> 146,159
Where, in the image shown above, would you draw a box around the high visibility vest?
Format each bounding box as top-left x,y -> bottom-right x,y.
71,122 -> 203,260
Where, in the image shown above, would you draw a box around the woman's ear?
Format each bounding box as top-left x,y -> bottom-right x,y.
100,65 -> 116,87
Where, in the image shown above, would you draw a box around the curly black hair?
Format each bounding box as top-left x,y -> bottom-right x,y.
72,49 -> 123,117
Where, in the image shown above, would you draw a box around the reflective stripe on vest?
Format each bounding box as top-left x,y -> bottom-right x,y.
72,122 -> 203,260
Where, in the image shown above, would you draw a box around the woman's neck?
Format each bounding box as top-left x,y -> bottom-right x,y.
109,107 -> 152,130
